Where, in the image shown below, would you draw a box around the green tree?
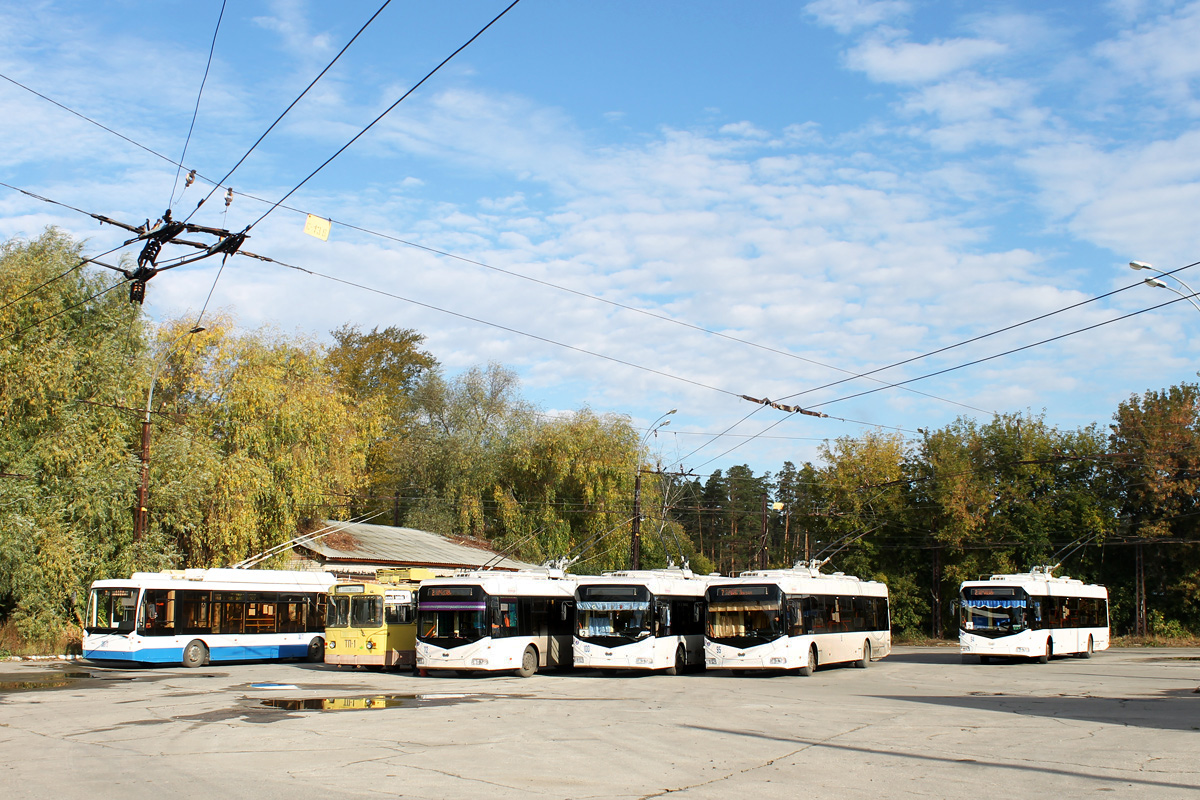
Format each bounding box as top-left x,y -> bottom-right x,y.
0,229 -> 151,642
1109,383 -> 1200,632
149,316 -> 371,567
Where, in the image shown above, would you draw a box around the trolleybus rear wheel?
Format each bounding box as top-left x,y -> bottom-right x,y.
798,646 -> 817,677
516,646 -> 538,678
856,640 -> 871,668
182,640 -> 208,668
1079,635 -> 1094,659
307,637 -> 325,663
1037,639 -> 1052,664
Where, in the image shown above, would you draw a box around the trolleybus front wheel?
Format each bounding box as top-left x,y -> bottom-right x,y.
182,640 -> 208,668
307,637 -> 325,663
664,646 -> 685,676
1037,639 -> 1052,664
516,646 -> 538,678
798,646 -> 817,677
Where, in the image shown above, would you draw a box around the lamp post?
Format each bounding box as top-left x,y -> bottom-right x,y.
631,409 -> 676,569
1130,261 -> 1200,315
134,326 -> 204,541
1129,261 -> 1198,637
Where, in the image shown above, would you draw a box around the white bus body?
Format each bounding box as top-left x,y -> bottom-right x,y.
83,568 -> 334,667
416,569 -> 577,677
959,568 -> 1110,662
705,565 -> 891,674
573,568 -> 709,674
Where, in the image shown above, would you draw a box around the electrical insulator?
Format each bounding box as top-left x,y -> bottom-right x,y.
185,169 -> 196,188
225,188 -> 233,208
129,280 -> 146,305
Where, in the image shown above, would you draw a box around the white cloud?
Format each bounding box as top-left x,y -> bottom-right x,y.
805,0 -> 910,34
1094,1 -> 1200,112
847,35 -> 1009,84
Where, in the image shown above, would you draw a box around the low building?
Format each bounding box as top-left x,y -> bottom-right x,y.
288,519 -> 535,579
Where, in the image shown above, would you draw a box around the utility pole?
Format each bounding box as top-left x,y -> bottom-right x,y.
757,492 -> 769,569
1135,542 -> 1147,637
631,470 -> 642,569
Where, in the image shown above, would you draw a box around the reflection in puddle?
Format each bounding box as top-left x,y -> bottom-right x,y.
257,692 -> 524,712
0,671 -> 143,693
0,672 -> 93,692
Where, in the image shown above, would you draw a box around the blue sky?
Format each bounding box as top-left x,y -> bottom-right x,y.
3,0 -> 1200,479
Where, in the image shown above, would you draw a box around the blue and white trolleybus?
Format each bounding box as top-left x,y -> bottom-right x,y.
83,568 -> 334,667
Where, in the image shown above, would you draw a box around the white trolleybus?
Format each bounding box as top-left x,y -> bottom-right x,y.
415,569 -> 577,677
84,568 -> 334,667
959,567 -> 1109,663
705,563 -> 890,675
573,568 -> 709,675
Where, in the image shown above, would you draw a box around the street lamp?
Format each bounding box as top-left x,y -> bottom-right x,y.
631,409 -> 676,569
1130,261 -> 1200,315
134,326 -> 205,541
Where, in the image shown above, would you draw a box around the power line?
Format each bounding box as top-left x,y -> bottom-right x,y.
239,249 -> 740,397
0,274 -> 130,344
777,259 -> 1200,405
246,0 -> 523,232
809,293 -> 1197,410
183,0 -> 396,223
169,0 -> 227,210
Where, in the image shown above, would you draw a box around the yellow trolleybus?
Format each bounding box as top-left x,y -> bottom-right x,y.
325,568 -> 436,669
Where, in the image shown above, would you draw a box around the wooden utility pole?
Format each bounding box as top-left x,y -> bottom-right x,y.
631,470 -> 642,569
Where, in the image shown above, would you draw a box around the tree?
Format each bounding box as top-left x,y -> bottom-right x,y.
1109,383 -> 1200,632
149,317 -> 371,567
0,229 -> 151,643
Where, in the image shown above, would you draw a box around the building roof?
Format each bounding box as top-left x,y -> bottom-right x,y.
294,520 -> 536,572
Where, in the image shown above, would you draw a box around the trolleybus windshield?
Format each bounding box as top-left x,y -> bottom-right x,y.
706,584 -> 785,647
960,586 -> 1029,637
87,587 -> 139,633
417,586 -> 489,647
576,585 -> 652,646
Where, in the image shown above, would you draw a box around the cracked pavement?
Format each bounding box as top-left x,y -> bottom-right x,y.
0,646 -> 1197,799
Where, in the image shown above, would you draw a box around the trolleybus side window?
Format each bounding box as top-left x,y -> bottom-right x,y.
492,597 -> 520,638
385,595 -> 415,625
213,591 -> 246,635
279,594 -> 315,632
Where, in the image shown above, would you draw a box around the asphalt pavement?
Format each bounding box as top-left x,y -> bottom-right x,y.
1,646 -> 1197,799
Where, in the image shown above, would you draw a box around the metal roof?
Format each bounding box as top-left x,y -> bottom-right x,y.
296,520 -> 535,572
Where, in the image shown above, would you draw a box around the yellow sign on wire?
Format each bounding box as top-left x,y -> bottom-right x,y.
303,214 -> 331,241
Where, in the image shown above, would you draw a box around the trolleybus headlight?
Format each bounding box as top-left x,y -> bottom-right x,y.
471,658 -> 488,666
366,640 -> 375,650
327,641 -> 335,649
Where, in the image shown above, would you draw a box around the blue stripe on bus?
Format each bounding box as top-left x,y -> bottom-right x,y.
84,642 -> 312,664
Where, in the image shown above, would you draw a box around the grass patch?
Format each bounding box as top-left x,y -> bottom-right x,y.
0,620 -> 83,658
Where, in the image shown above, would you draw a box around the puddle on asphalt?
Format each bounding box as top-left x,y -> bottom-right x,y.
0,670 -> 145,693
257,692 -> 527,712
0,672 -> 93,692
